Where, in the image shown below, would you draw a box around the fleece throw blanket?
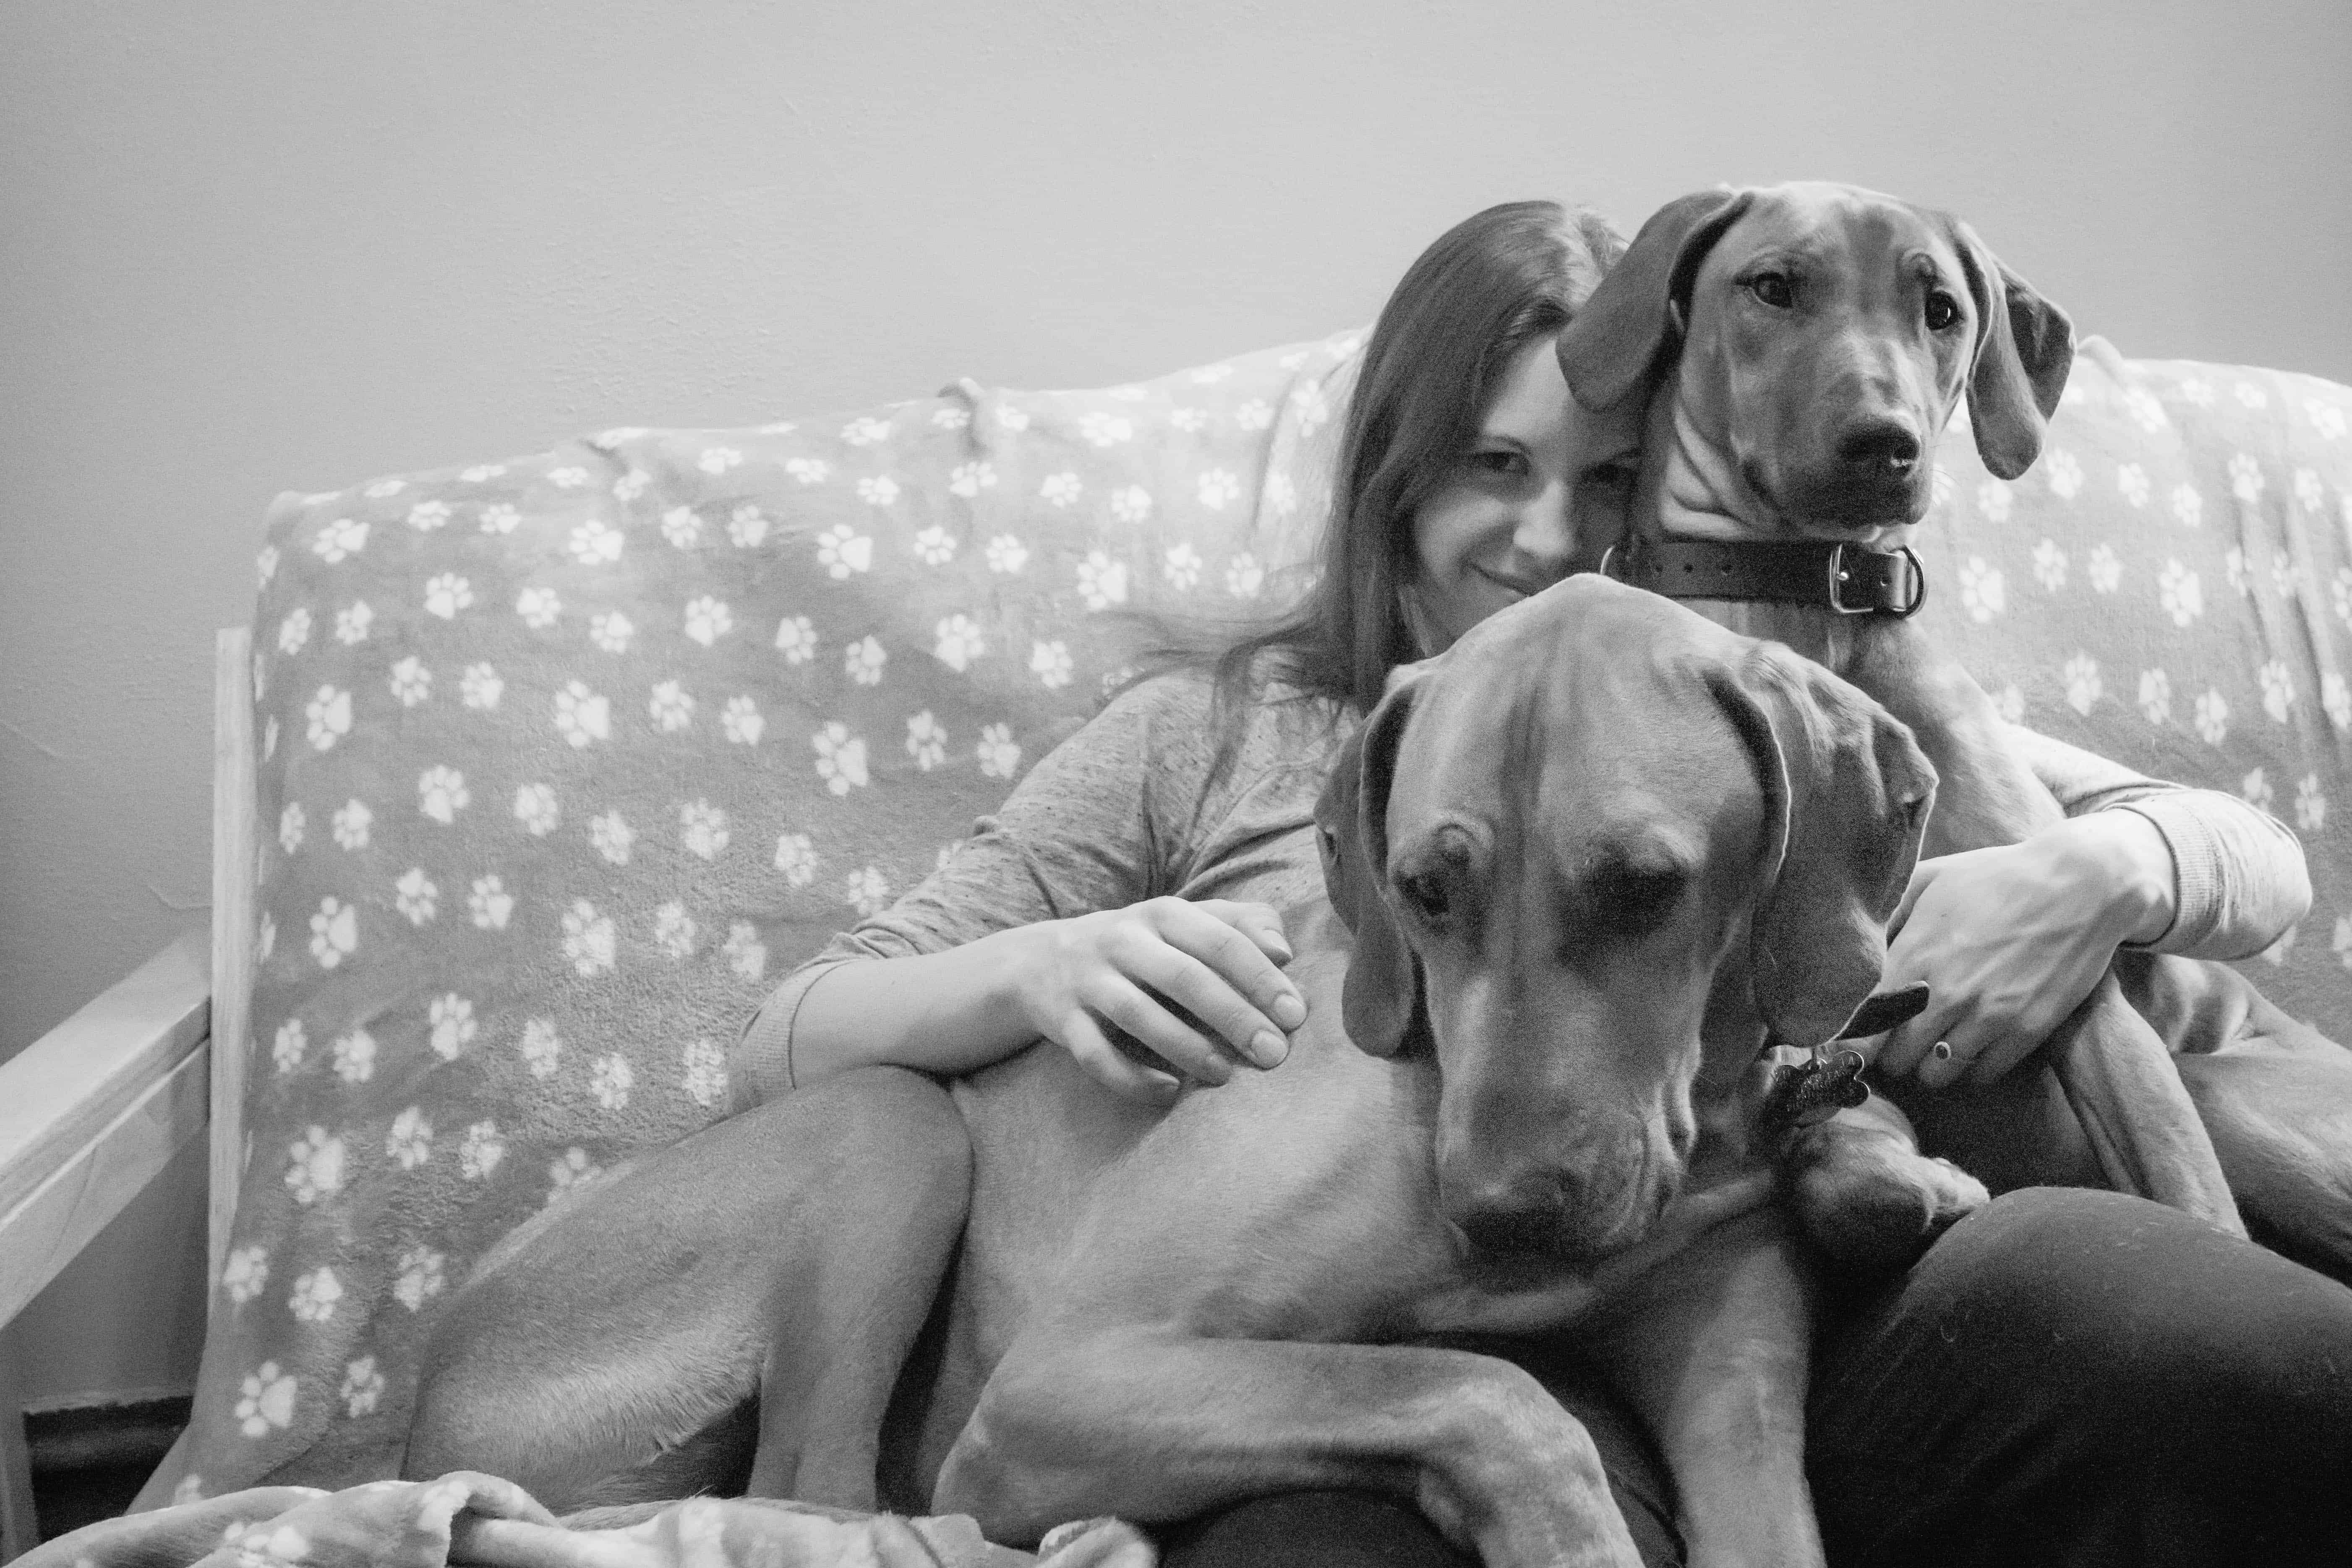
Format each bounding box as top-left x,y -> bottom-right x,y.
29,1478 -> 1154,1568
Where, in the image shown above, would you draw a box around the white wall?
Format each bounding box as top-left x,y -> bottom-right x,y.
4,0 -> 2349,1404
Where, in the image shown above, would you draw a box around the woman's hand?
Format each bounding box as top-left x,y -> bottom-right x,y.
1872,812 -> 2174,1089
1005,897 -> 1309,1104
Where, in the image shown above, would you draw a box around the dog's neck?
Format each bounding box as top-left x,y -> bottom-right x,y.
1631,379 -> 1926,672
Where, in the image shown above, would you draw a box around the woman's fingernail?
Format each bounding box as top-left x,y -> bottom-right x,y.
1251,1031 -> 1289,1067
1271,993 -> 1307,1029
1148,1073 -> 1181,1102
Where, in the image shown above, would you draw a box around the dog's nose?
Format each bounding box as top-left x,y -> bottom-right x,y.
1835,418 -> 1921,474
1449,1177 -> 1573,1261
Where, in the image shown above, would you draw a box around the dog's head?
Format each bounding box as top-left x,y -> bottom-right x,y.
1316,576 -> 1934,1265
1556,182 -> 2073,535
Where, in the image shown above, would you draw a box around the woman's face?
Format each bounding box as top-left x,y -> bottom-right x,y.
1407,331 -> 1639,650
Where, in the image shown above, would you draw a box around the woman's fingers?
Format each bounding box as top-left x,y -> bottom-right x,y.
1084,974 -> 1237,1087
1052,1006 -> 1182,1105
1151,901 -> 1308,1041
1195,899 -> 1296,967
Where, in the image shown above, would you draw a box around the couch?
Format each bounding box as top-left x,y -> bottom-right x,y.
3,320 -> 2347,1554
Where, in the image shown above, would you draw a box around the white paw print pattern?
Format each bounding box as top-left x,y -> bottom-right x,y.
906,711 -> 948,770
722,695 -> 764,744
1164,543 -> 1203,590
517,586 -> 562,630
423,573 -> 473,618
680,800 -> 730,860
2308,398 -> 2349,441
814,723 -> 869,794
934,616 -> 985,673
1227,553 -> 1265,598
2294,775 -> 2326,834
1973,481 -> 2013,525
285,1127 -> 347,1204
728,505 -> 770,548
816,524 -> 874,579
479,503 -> 520,535
306,686 -> 353,750
846,866 -> 892,918
278,608 -> 312,656
335,601 -> 373,645
2062,654 -> 2102,715
1078,551 -> 1130,611
650,680 -> 695,732
1108,487 -> 1152,527
519,1018 -> 562,1078
279,802 -> 305,855
309,897 -> 358,968
1956,557 -> 2005,622
2042,449 -> 2083,499
546,1148 -> 603,1204
394,868 -> 438,925
977,723 -> 1021,780
2325,672 -> 2351,729
640,903 -> 687,964
591,1053 -> 634,1111
553,683 -> 609,747
469,874 -> 513,930
235,1362 -> 298,1438
857,475 -> 901,508
2085,545 -> 2122,594
1989,684 -> 2026,725
222,1245 -> 269,1305
2138,669 -> 2172,725
314,518 -> 369,564
590,810 -> 635,865
683,596 -> 734,646
2122,385 -> 2167,432
2229,453 -> 2266,504
1078,412 -> 1134,448
2194,689 -> 2230,745
723,922 -> 767,981
389,656 -> 431,707
2170,485 -> 2203,529
547,466 -> 590,489
2158,561 -> 2203,626
569,520 -> 623,566
459,1120 -> 506,1180
386,1106 -> 431,1169
1197,469 -> 1241,511
912,525 -> 957,565
2293,467 -> 2325,514
460,663 -> 503,710
332,799 -> 372,850
786,456 -> 832,485
2030,540 -> 2067,592
394,1246 -> 446,1312
1039,473 -> 1082,508
2258,660 -> 2295,723
846,636 -> 888,686
841,416 -> 891,447
331,1028 -> 375,1085
773,833 -> 817,887
775,614 -> 819,665
417,765 -> 468,824
562,900 -> 616,976
661,507 -> 702,548
514,782 -> 560,835
590,611 -> 634,654
289,1266 -> 343,1324
682,1038 -> 729,1108
342,1358 -> 385,1419
1235,399 -> 1274,431
272,1019 -> 307,1074
429,993 -> 476,1059
986,534 -> 1030,574
1030,639 -> 1074,690
949,461 -> 997,498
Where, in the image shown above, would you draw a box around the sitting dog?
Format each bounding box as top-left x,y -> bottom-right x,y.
1555,182 -> 2352,1278
410,578 -> 1977,1566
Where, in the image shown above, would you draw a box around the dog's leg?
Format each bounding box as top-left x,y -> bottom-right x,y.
937,1328 -> 1645,1567
1785,1097 -> 1988,1277
406,1067 -> 971,1512
1585,1207 -> 1825,1568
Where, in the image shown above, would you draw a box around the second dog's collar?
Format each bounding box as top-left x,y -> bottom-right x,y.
1601,537 -> 1927,618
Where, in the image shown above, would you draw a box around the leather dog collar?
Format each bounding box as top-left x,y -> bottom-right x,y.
1603,537 -> 1927,618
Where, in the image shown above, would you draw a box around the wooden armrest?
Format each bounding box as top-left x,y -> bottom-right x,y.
0,934 -> 211,1326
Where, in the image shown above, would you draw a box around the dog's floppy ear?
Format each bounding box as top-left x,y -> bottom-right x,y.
1315,666 -> 1429,1057
1712,645 -> 1937,1049
1945,218 -> 2075,481
1557,187 -> 1756,413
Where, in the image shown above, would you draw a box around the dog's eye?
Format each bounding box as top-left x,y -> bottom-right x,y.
1925,291 -> 1962,331
1394,868 -> 1450,924
1747,273 -> 1793,309
1592,864 -> 1688,935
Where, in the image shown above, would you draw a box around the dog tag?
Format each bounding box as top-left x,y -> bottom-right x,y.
1759,1048 -> 1872,1142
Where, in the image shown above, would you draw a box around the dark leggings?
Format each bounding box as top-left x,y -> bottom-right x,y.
1160,1190 -> 2352,1568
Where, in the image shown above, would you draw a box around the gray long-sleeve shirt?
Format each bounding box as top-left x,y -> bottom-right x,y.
734,671 -> 2310,1105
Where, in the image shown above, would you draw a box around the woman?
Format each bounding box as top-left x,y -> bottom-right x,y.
744,202 -> 2352,1566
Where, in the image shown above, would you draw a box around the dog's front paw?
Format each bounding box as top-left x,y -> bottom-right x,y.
1788,1121 -> 1989,1280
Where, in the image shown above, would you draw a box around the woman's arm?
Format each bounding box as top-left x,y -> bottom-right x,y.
1875,724 -> 2311,1086
732,673 -> 1311,1108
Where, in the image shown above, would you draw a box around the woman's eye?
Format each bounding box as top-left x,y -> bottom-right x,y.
1588,460 -> 1637,489
1465,449 -> 1528,479
1747,273 -> 1793,309
1924,291 -> 1962,331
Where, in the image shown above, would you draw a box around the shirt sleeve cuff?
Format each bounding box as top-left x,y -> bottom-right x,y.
729,959 -> 859,1112
2112,797 -> 2219,954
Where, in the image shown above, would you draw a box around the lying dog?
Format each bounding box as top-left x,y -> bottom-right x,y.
1556,181 -> 2352,1277
410,578 -> 1973,1566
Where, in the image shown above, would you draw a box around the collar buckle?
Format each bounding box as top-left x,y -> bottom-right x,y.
1826,543 -> 1926,618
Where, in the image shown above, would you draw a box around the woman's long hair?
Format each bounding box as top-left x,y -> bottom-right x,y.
1180,201 -> 1627,755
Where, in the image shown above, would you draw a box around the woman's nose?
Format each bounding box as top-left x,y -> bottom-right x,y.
1512,480 -> 1577,568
